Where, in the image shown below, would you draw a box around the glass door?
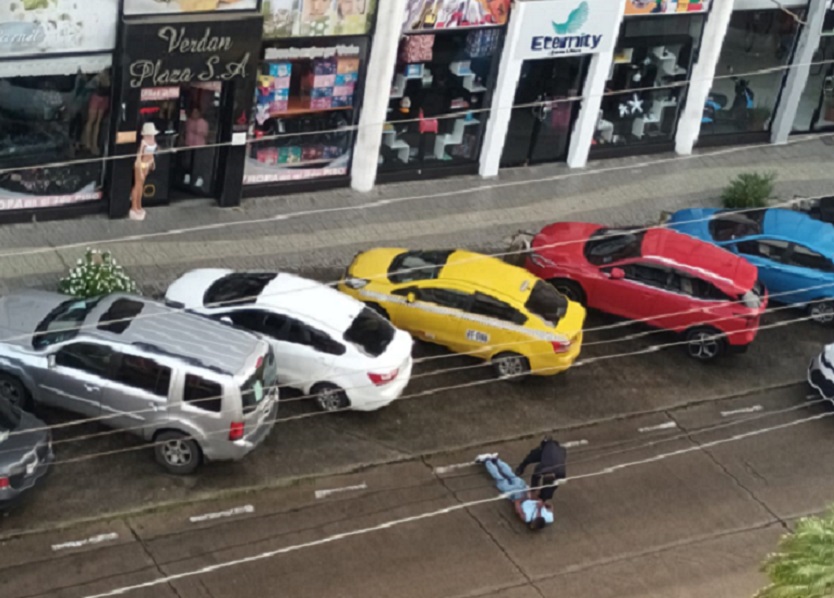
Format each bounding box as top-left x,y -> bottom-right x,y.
173,83 -> 222,198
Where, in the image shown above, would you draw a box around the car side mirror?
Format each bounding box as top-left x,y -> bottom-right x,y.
47,354 -> 56,369
406,292 -> 417,304
609,267 -> 625,280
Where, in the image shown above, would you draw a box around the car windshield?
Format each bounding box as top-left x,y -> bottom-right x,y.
525,280 -> 568,326
584,229 -> 644,265
344,308 -> 395,358
388,250 -> 454,284
204,273 -> 277,307
240,348 -> 277,414
710,213 -> 762,241
32,297 -> 103,349
0,399 -> 21,439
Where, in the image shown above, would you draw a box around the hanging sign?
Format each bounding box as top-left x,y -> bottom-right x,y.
624,0 -> 711,15
515,0 -> 619,60
402,0 -> 511,32
124,0 -> 258,15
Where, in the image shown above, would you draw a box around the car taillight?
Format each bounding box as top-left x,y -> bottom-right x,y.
551,340 -> 571,353
229,421 -> 245,441
368,369 -> 399,386
0,477 -> 9,489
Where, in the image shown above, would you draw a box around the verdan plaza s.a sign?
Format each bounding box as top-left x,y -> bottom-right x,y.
514,0 -> 619,60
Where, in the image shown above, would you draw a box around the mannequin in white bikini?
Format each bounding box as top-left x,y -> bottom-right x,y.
130,122 -> 158,221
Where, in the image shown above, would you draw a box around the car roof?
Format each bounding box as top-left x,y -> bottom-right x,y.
762,209 -> 834,255
256,273 -> 363,332
438,250 -> 539,301
83,294 -> 263,376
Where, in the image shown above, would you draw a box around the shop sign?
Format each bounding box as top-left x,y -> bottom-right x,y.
402,0 -> 511,31
244,167 -> 348,184
264,0 -> 378,38
624,0 -> 710,15
264,44 -> 362,60
124,0 -> 258,15
141,87 -> 181,101
0,0 -> 117,56
516,0 -> 618,60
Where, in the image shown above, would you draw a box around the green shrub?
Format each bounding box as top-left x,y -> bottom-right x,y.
58,248 -> 139,298
721,171 -> 776,209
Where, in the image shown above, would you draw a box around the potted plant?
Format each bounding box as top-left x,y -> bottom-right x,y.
721,171 -> 776,210
58,248 -> 140,299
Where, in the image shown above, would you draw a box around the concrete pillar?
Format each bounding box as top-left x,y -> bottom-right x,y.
675,0 -> 736,154
478,2 -> 527,177
770,0 -> 827,143
351,0 -> 407,192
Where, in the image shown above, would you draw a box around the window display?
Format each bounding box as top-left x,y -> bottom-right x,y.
0,67 -> 111,210
593,15 -> 703,150
379,29 -> 501,171
244,42 -> 366,184
702,9 -> 802,137
402,0 -> 511,31
792,37 -> 834,132
263,0 -> 378,37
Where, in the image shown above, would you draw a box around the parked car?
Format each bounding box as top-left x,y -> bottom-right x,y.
523,223 -> 766,361
338,248 -> 586,380
0,399 -> 53,511
165,269 -> 413,413
667,208 -> 834,324
808,344 -> 834,400
0,291 -> 279,475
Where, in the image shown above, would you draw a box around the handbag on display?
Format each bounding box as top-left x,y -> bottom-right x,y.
418,109 -> 439,134
400,34 -> 435,63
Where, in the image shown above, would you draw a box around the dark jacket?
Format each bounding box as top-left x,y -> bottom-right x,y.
517,439 -> 567,479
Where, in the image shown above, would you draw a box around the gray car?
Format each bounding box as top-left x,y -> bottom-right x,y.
0,291 -> 279,475
0,399 -> 53,511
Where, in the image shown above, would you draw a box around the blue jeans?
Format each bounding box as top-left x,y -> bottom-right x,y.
485,458 -> 529,501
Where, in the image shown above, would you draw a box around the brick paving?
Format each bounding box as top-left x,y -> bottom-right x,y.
0,135 -> 831,296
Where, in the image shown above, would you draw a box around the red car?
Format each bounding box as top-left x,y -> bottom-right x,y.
524,223 -> 767,361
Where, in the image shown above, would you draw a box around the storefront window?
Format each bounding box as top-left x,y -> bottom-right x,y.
593,15 -> 704,150
0,67 -> 111,211
379,29 -> 502,171
244,41 -> 367,184
702,9 -> 803,137
792,36 -> 834,132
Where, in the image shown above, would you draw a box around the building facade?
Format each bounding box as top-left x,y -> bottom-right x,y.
0,0 -> 829,223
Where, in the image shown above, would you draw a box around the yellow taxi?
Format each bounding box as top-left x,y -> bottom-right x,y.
338,248 -> 586,380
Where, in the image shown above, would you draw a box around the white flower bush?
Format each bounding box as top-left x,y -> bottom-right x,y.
58,248 -> 140,298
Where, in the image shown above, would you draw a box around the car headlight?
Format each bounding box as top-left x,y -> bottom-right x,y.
344,277 -> 369,290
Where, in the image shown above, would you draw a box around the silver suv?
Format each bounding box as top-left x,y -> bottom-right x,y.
0,291 -> 279,474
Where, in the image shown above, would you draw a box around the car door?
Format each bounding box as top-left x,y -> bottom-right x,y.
781,243 -> 834,303
649,270 -> 714,332
391,285 -> 472,348
461,291 -> 529,359
261,313 -> 342,389
730,238 -> 791,297
102,351 -> 172,432
597,261 -> 664,322
36,342 -> 113,418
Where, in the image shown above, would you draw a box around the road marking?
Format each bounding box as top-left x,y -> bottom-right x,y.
314,482 -> 368,500
563,439 -> 589,448
433,462 -> 474,475
639,421 -> 678,433
189,505 -> 254,523
721,405 -> 764,417
51,532 -> 119,552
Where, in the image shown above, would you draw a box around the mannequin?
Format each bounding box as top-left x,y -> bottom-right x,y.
130,122 -> 158,221
82,69 -> 110,156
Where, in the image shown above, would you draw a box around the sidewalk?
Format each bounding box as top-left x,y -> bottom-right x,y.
0,136 -> 831,295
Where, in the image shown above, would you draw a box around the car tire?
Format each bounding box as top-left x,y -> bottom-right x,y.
154,431 -> 202,475
492,352 -> 531,382
684,327 -> 727,362
365,302 -> 390,320
809,300 -> 834,325
312,383 -> 350,412
0,373 -> 30,411
549,279 -> 586,305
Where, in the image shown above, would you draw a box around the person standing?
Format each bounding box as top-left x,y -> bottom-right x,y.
516,436 -> 567,501
475,453 -> 553,531
129,122 -> 158,221
183,107 -> 210,189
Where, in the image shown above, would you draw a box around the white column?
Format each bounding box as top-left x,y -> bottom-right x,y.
351,0 -> 407,192
770,0 -> 827,143
478,2 -> 527,177
675,0 -> 736,154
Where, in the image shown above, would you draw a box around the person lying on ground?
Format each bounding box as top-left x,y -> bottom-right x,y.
475,453 -> 554,531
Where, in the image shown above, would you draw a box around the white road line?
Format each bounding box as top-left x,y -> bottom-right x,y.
433,462 -> 474,475
563,439 -> 589,448
314,482 -> 368,500
638,421 -> 678,433
51,532 -> 119,552
721,405 -> 764,417
189,505 -> 254,523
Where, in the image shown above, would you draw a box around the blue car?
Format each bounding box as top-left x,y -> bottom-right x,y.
666,208 -> 834,324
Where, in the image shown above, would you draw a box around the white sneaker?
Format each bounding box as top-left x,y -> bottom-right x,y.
474,453 -> 498,463
183,174 -> 191,184
195,177 -> 204,187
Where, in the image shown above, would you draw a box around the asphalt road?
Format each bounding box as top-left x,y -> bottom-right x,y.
4,384 -> 832,598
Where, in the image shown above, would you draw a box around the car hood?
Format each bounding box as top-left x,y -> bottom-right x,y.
0,291 -> 68,348
0,411 -> 49,469
531,222 -> 603,264
345,248 -> 409,282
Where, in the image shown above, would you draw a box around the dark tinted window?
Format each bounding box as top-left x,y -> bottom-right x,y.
113,354 -> 171,397
204,273 -> 278,307
469,293 -> 527,325
55,343 -> 114,377
344,308 -> 395,357
225,309 -> 269,332
388,250 -> 454,283
525,281 -> 568,325
709,213 -> 762,241
97,299 -> 145,335
0,399 -> 21,432
240,351 -> 276,413
623,264 -> 670,289
263,314 -> 346,356
670,273 -> 732,302
407,287 -> 472,310
736,239 -> 791,262
183,375 -> 222,413
585,229 -> 644,265
787,244 -> 834,272
33,297 -> 103,349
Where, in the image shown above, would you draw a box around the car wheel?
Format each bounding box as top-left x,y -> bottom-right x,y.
0,373 -> 30,410
365,302 -> 390,320
684,328 -> 726,362
809,300 -> 834,325
549,279 -> 586,305
154,431 -> 202,475
312,383 -> 350,412
492,352 -> 530,382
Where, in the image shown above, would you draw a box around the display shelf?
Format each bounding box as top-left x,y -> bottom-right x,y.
252,157 -> 342,168
390,68 -> 434,99
269,97 -> 354,118
383,128 -> 410,163
449,61 -> 486,93
433,118 -> 479,159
